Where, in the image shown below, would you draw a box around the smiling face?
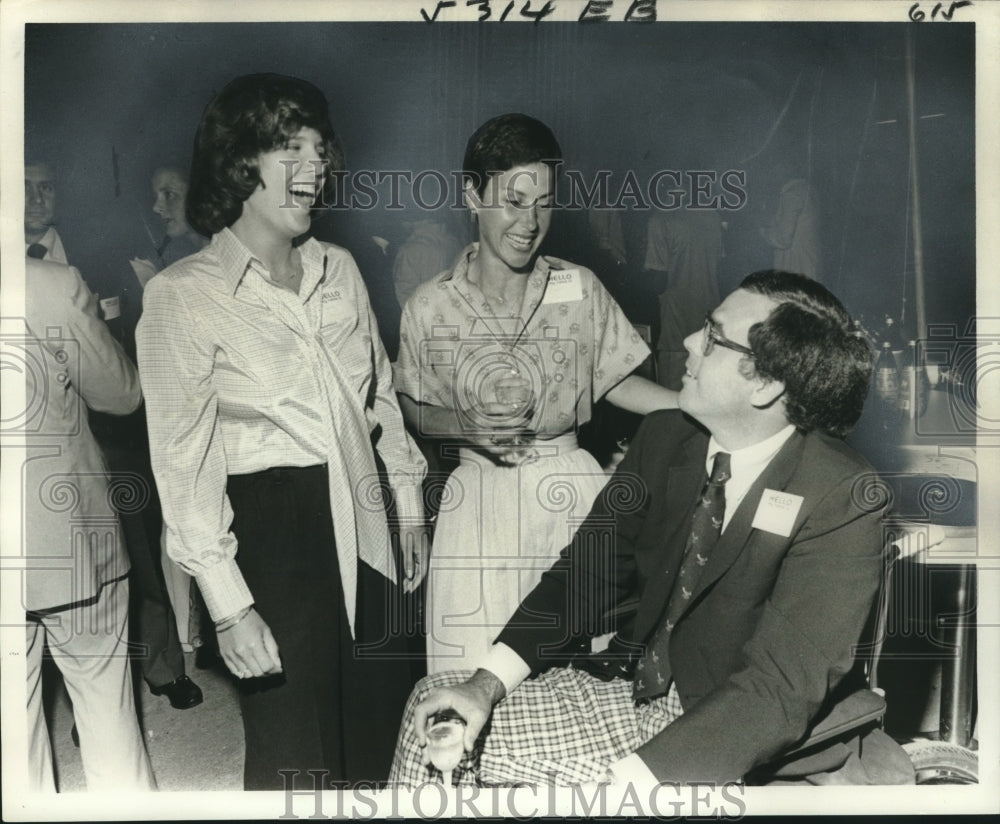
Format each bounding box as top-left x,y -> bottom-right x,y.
467,162 -> 554,274
25,164 -> 56,243
233,127 -> 327,246
678,288 -> 781,437
152,168 -> 190,238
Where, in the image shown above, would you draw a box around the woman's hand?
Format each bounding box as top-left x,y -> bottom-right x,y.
217,608 -> 283,680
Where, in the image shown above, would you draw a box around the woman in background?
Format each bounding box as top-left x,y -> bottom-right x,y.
130,165 -> 208,290
137,73 -> 427,788
394,113 -> 677,675
152,165 -> 208,267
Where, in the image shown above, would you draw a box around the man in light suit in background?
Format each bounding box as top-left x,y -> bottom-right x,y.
24,161 -> 69,263
392,269 -> 913,788
20,254 -> 156,791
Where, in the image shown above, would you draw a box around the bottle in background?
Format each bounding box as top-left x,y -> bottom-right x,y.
883,315 -> 905,362
874,341 -> 901,429
898,339 -> 929,420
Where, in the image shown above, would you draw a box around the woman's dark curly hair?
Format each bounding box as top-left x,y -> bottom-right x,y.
462,113 -> 562,199
186,73 -> 345,236
738,270 -> 874,438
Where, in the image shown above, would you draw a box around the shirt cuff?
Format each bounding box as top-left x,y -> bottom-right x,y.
391,480 -> 424,524
195,558 -> 254,623
475,642 -> 531,695
608,752 -> 660,795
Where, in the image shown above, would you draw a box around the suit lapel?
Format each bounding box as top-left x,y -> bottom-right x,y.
689,429 -> 807,606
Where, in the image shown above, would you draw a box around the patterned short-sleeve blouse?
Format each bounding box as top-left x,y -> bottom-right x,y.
395,244 -> 650,437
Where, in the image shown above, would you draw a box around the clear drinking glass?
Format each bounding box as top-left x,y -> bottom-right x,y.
425,711 -> 467,786
492,371 -> 535,451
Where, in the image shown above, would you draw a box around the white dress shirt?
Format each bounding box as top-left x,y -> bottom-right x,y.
137,228 -> 425,632
26,226 -> 68,264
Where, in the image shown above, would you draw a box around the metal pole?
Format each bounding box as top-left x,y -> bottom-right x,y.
905,28 -> 928,341
939,564 -> 976,748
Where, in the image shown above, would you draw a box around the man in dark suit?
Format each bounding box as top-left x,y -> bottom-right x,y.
392,270 -> 913,788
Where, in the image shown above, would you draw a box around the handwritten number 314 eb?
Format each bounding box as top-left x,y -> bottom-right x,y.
908,1 -> 972,22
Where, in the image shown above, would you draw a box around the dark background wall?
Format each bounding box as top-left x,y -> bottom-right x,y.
24,21 -> 975,346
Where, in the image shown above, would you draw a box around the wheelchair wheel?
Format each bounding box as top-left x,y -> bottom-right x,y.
903,740 -> 978,784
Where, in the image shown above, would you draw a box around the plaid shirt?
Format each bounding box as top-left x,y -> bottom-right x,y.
137,229 -> 425,629
390,667 -> 682,787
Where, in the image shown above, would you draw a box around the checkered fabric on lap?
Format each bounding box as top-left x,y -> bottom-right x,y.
389,667 -> 683,788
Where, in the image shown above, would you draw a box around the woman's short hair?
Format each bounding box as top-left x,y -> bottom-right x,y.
462,113 -> 562,198
187,73 -> 345,236
739,270 -> 874,438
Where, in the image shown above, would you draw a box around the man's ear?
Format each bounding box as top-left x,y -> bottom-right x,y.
750,375 -> 786,410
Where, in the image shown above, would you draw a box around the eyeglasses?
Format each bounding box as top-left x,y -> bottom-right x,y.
701,315 -> 755,358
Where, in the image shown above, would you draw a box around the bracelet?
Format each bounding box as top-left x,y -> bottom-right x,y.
215,605 -> 252,633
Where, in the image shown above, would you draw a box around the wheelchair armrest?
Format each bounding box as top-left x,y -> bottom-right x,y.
781,688 -> 886,758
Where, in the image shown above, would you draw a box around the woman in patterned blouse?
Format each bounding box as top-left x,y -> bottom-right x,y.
394,113 -> 677,675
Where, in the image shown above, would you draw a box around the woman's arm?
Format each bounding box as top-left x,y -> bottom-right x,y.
604,374 -> 679,416
136,275 -> 280,677
397,393 -> 531,455
394,298 -> 530,461
357,281 -> 430,591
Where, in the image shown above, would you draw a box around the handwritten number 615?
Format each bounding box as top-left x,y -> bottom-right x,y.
908,1 -> 973,22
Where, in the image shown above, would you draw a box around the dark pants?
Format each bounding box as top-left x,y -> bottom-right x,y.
227,465 -> 419,790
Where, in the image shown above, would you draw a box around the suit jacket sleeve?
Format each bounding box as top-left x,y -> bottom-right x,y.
495,413 -> 673,669
634,467 -> 884,782
28,261 -> 141,415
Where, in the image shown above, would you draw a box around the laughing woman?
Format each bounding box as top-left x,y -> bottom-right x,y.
137,74 -> 427,789
394,113 -> 677,675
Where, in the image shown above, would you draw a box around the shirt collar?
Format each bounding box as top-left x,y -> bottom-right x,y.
25,226 -> 58,251
213,227 -> 326,297
706,424 -> 796,480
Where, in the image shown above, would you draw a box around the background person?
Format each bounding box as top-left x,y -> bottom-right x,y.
394,113 -> 678,676
643,203 -> 724,390
23,254 -> 155,791
24,160 -> 68,263
137,73 -> 428,789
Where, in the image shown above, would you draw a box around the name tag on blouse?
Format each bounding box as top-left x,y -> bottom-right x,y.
542,269 -> 583,304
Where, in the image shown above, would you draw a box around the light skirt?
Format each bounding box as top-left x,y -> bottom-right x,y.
425,437 -> 609,674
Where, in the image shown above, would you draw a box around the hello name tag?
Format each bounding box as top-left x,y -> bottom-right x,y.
542,269 -> 583,304
751,489 -> 804,537
99,296 -> 121,321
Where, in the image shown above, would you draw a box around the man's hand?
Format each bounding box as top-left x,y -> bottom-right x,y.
396,521 -> 431,593
217,608 -> 282,679
413,669 -> 507,757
